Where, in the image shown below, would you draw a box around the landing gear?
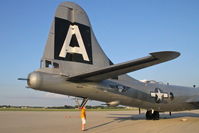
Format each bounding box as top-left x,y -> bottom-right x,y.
146,110 -> 153,120
146,110 -> 159,120
80,97 -> 89,108
153,111 -> 159,120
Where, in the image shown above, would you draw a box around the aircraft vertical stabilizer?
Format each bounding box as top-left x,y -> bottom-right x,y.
41,2 -> 111,76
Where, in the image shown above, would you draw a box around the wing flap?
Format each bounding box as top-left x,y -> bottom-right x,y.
67,51 -> 180,82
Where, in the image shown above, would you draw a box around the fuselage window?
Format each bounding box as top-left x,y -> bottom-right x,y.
53,62 -> 59,68
42,60 -> 59,69
45,60 -> 53,68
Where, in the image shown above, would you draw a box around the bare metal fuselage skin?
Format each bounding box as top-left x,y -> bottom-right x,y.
26,2 -> 199,113
28,69 -> 199,112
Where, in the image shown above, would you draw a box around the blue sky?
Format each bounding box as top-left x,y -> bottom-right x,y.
0,0 -> 199,106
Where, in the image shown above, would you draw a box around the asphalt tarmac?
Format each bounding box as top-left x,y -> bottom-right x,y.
1,110 -> 199,133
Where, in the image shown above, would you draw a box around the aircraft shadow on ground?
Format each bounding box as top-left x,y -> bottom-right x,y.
108,113 -> 145,121
87,112 -> 199,131
161,112 -> 199,119
108,112 -> 199,121
87,114 -> 144,131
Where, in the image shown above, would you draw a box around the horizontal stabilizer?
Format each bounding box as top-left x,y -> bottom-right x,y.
67,51 -> 180,82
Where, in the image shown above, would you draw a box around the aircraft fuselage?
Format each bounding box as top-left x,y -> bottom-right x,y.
28,70 -> 199,112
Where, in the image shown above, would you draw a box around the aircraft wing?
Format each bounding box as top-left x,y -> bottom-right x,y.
67,51 -> 180,82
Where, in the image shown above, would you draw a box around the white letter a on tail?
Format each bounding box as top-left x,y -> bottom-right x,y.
59,25 -> 90,61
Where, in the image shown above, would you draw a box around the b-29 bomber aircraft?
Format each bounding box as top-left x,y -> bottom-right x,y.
20,2 -> 199,120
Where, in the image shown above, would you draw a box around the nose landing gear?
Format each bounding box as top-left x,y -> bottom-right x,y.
146,110 -> 159,120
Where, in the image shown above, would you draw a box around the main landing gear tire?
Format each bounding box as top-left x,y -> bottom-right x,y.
153,111 -> 160,120
146,110 -> 159,120
146,110 -> 153,120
